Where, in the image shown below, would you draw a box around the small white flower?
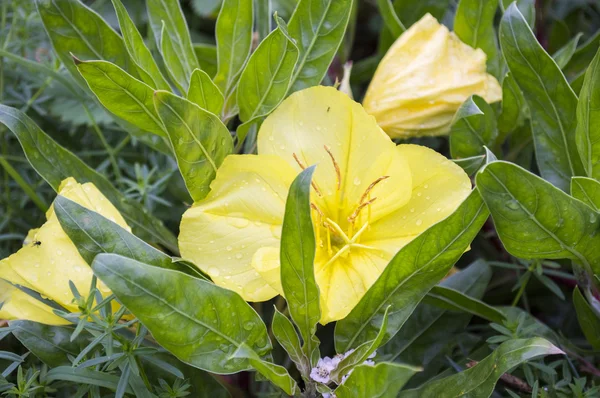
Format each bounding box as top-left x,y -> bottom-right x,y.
363,359 -> 375,366
310,364 -> 331,384
367,350 -> 377,360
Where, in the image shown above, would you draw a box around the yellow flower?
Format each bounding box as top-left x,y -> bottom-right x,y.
0,177 -> 129,325
363,13 -> 502,139
179,86 -> 471,323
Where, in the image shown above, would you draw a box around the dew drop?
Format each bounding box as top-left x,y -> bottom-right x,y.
410,208 -> 415,213
226,246 -> 233,251
208,267 -> 220,277
57,250 -> 63,255
316,126 -> 321,131
436,207 -> 441,212
299,121 -> 304,126
505,200 -> 520,210
426,196 -> 430,200
353,177 -> 361,186
590,213 -> 598,224
235,253 -> 243,259
417,192 -> 422,197
416,219 -> 423,226
224,275 -> 231,280
424,184 -> 429,189
243,321 -> 255,330
268,135 -> 274,141
74,266 -> 82,272
279,144 -> 285,150
34,263 -> 40,268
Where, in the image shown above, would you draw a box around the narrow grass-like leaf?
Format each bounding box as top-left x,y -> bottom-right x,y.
552,33 -> 583,69
576,47 -> 600,179
571,177 -> 600,211
563,30 -> 600,82
281,166 -> 320,365
0,105 -> 178,253
335,362 -> 420,398
46,366 -> 130,392
573,287 -> 600,349
334,189 -> 489,352
499,4 -> 584,191
424,285 -> 506,323
287,0 -> 352,94
450,96 -> 497,159
188,69 -> 224,115
154,91 -> 233,201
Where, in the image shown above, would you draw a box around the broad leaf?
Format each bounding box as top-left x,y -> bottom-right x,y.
449,96 -> 497,159
424,286 -> 505,323
376,0 -> 405,39
154,91 -> 233,202
280,167 -> 320,365
92,254 -> 272,374
393,0 -> 449,27
573,287 -> 600,350
571,176 -> 600,211
75,60 -> 167,138
214,0 -> 253,96
36,0 -> 135,88
576,47 -> 600,179
334,190 -> 489,352
111,0 -> 170,90
454,0 -> 500,78
188,69 -> 224,115
272,309 -> 308,376
335,362 -> 420,398
499,0 -> 535,27
0,105 -> 178,253
453,155 -> 486,176
287,0 -> 352,94
194,44 -> 218,78
10,321 -> 84,367
476,161 -> 600,275
498,72 -> 527,134
237,21 -> 299,122
499,4 -> 584,191
400,338 -> 563,397
147,0 -> 198,90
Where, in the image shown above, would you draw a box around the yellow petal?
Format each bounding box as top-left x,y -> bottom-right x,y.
362,144 -> 472,254
0,280 -> 68,325
0,177 -> 129,322
179,155 -> 297,301
251,247 -> 283,295
363,13 -> 502,139
258,86 -> 412,223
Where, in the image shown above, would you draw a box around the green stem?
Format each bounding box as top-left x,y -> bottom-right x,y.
21,77 -> 53,113
511,264 -> 535,307
0,157 -> 48,212
82,104 -> 122,182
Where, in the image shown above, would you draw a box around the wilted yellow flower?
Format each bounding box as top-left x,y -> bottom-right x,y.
179,86 -> 471,323
0,177 -> 129,325
363,13 -> 502,139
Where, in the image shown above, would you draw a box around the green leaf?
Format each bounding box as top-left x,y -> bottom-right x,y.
111,0 -> 170,90
393,0 -> 449,27
576,46 -> 600,179
230,344 -> 297,395
452,155 -> 486,177
280,166 -> 320,365
237,21 -> 299,122
36,0 -> 136,89
400,338 -> 562,398
0,104 -> 178,253
271,309 -> 308,375
476,161 -> 600,275
54,196 -> 201,277
334,189 -> 489,352
214,0 -> 254,96
147,0 -> 198,90
194,44 -> 218,78
9,321 -> 84,367
154,91 -> 233,202
552,33 -> 583,70
335,362 -> 420,398
573,287 -> 600,350
564,30 -> 600,82
450,96 -> 498,159
330,307 -> 390,384
499,0 -> 535,27
287,0 -> 352,94
454,0 -> 500,78
92,253 -> 272,374
75,59 -> 167,139
498,72 -> 527,134
499,4 -> 584,191
376,0 -> 405,39
424,285 -> 506,324
46,366 -> 131,392
571,176 -> 600,211
188,69 -> 225,115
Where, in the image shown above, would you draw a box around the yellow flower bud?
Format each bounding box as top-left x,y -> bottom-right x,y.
0,177 -> 129,325
363,13 -> 502,139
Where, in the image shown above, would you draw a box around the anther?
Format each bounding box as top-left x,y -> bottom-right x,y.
293,153 -> 322,196
324,145 -> 341,190
348,197 -> 377,224
359,176 -> 389,205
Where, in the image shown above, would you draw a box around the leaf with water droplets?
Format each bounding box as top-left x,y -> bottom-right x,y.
571,177 -> 600,211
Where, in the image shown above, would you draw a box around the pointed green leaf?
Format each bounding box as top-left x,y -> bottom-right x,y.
188,69 -> 225,115
154,91 -> 233,202
498,72 -> 527,134
450,96 -> 498,159
424,285 -> 506,323
281,166 -> 321,365
376,0 -> 405,39
287,0 -> 352,94
576,46 -> 600,179
194,44 -> 218,78
499,4 -> 584,191
160,23 -> 192,93
75,60 -> 167,138
564,30 -> 600,82
237,22 -> 299,122
46,366 -> 132,392
400,338 -> 563,397
111,0 -> 170,90
571,176 -> 600,211
334,190 -> 489,352
393,0 -> 449,27
336,362 -> 420,398
552,33 -> 583,70
452,155 -> 486,176
92,253 -> 272,374
499,0 -> 535,27
573,287 -> 600,350
476,161 -> 600,275
272,309 -> 308,375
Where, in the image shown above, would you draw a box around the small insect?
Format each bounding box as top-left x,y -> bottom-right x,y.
33,240 -> 42,247
327,106 -> 331,112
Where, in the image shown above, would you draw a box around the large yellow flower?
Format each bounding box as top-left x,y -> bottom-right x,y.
0,177 -> 129,325
179,86 -> 471,323
363,13 -> 502,139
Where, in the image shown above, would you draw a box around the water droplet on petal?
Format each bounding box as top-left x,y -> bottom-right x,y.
353,177 -> 361,186
208,267 -> 220,277
235,253 -> 243,259
226,246 -> 233,251
506,200 -> 520,210
416,219 -> 423,226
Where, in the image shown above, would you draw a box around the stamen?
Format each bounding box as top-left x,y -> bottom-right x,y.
326,225 -> 332,255
293,152 -> 322,196
324,145 -> 341,191
359,176 -> 389,205
322,245 -> 350,268
311,204 -> 322,247
325,218 -> 350,244
348,197 -> 377,224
